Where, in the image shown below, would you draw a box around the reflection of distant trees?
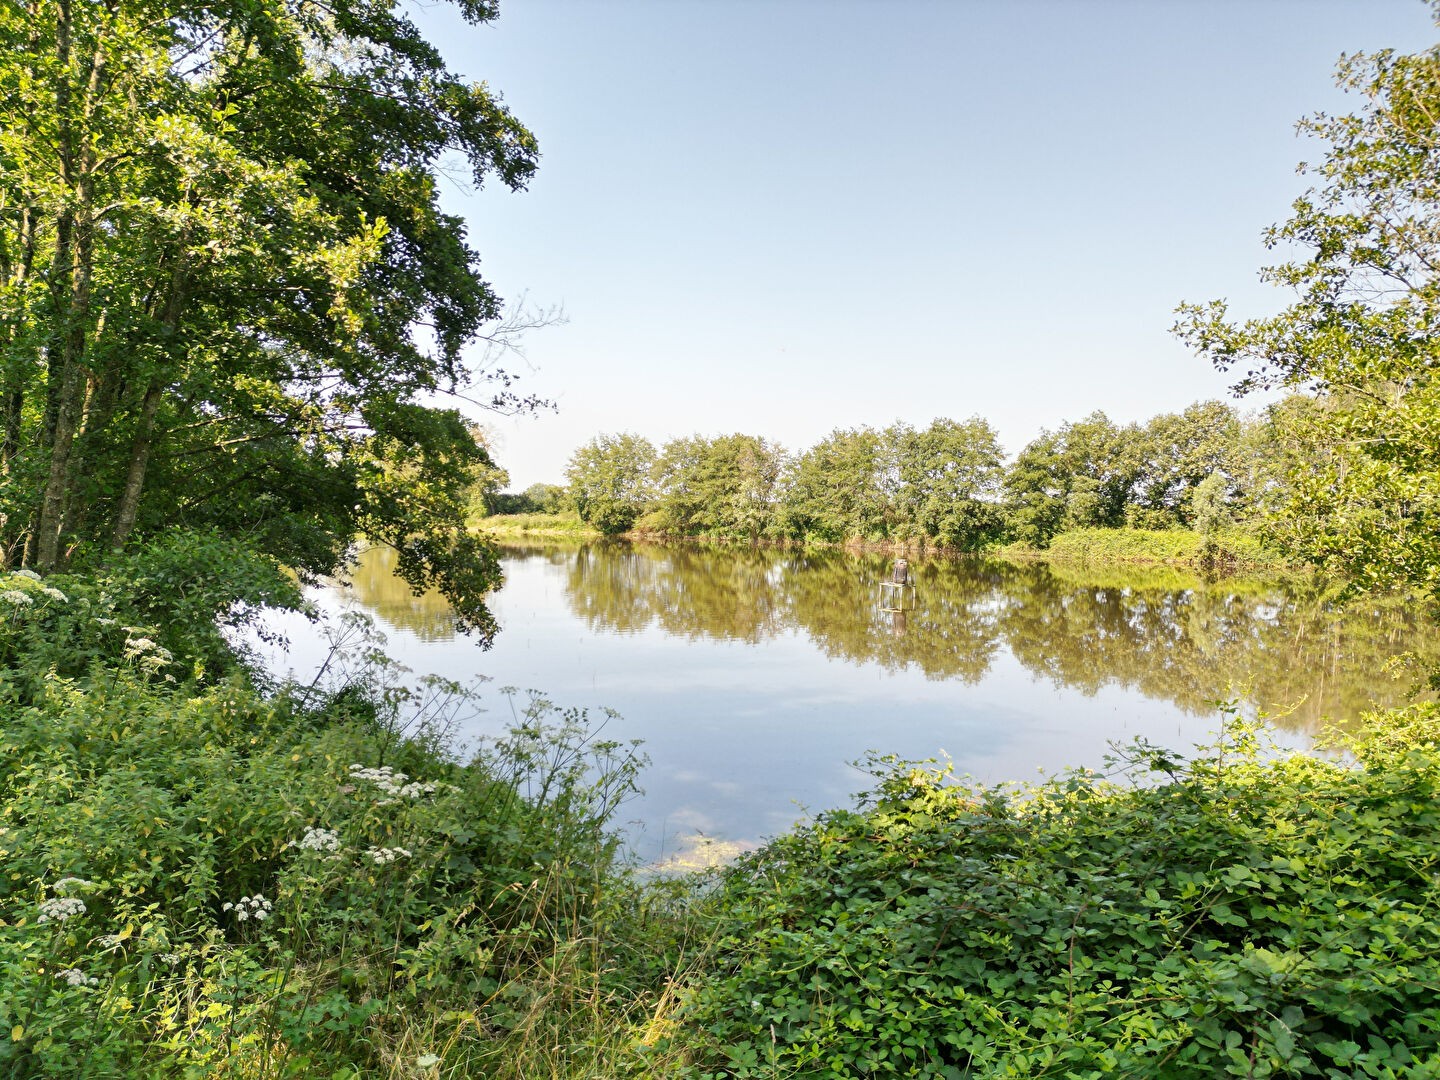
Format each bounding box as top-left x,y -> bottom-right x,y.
545,542 -> 1438,732
342,539 -> 1438,734
339,545 -> 460,642
564,542 -> 786,643
777,553 -> 1006,684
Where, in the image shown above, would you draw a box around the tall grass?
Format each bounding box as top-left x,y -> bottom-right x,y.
474,512 -> 600,539
1004,526 -> 1283,569
0,566 -> 710,1078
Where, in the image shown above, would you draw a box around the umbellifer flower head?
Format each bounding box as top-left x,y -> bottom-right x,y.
38,897 -> 86,923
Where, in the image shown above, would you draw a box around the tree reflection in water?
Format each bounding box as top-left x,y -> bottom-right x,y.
342,540 -> 1437,732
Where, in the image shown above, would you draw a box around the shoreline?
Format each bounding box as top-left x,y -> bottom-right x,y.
478,514 -> 1289,574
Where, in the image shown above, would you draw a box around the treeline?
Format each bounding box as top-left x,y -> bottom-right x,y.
495,398 -> 1317,550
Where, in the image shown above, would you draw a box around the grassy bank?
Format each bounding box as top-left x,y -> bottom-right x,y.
0,562 -> 698,1079
474,511 -> 602,540
479,515 -> 1288,575
998,526 -> 1286,571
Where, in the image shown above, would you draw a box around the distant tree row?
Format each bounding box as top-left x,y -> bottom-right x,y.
488,398 -> 1323,549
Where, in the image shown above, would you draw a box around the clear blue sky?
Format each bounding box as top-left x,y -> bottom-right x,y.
415,0 -> 1438,490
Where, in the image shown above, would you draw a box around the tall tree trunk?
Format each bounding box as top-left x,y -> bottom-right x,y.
34,1 -> 105,569
0,206 -> 36,474
109,233 -> 190,551
110,380 -> 161,550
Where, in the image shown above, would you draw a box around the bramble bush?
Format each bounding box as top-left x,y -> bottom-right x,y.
670,708 -> 1440,1079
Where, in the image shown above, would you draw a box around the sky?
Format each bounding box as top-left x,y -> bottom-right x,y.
412,0 -> 1439,491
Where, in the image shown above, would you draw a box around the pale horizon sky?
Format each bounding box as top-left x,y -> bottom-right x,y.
414,0 -> 1439,490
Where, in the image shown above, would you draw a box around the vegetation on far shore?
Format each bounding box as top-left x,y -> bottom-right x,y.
478,512 -> 1289,574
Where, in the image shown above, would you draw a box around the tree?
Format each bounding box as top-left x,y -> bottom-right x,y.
1003,412 -> 1140,546
523,482 -> 570,514
891,417 -> 1006,550
0,0 -> 540,639
1130,401 -> 1241,527
780,427 -> 889,543
650,433 -> 784,540
1175,29 -> 1440,601
565,433 -> 656,535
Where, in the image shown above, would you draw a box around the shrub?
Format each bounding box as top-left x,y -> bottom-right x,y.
671,708 -> 1440,1078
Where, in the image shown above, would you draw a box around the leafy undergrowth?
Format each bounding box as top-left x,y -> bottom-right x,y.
0,562 -> 703,1079
670,710 -> 1440,1079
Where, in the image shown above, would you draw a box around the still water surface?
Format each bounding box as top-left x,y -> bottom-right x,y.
261,541 -> 1433,864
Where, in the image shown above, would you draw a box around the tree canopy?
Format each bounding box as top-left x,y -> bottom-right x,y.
1176,26 -> 1440,603
565,432 -> 656,536
0,0 -> 539,638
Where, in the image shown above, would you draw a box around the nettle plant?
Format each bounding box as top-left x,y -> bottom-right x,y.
672,707 -> 1440,1079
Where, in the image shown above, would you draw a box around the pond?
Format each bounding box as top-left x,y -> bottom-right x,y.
255,540 -> 1434,866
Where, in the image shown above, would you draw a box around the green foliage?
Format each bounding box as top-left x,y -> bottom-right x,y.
483,482 -> 571,518
1176,36 -> 1440,604
0,0 -> 537,637
646,433 -> 786,541
565,433 -> 657,535
671,710 -> 1440,1078
780,427 -> 892,543
0,594 -> 695,1078
1003,412 -> 1139,545
480,511 -> 598,539
547,403 -> 1300,558
0,531 -> 301,704
888,418 -> 1007,551
1035,525 -> 1276,571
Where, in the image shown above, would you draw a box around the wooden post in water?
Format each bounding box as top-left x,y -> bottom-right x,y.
878,557 -> 914,628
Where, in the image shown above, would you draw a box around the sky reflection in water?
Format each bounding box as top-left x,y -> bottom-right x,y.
257,541 -> 1435,864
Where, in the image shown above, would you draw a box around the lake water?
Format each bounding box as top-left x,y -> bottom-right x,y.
255,541 -> 1433,865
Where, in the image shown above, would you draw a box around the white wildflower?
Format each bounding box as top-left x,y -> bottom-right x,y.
52,877 -> 94,895
13,568 -> 41,582
366,846 -> 413,865
295,826 -> 341,853
1,590 -> 32,606
158,952 -> 182,965
97,934 -> 123,948
38,897 -> 86,923
348,763 -> 437,800
417,1054 -> 441,1069
41,586 -> 67,602
95,617 -> 117,626
224,894 -> 272,925
123,635 -> 172,670
56,968 -> 98,988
